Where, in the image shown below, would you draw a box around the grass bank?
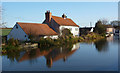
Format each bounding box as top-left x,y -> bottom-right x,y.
2,38 -> 22,54
38,32 -> 105,47
79,32 -> 105,42
2,32 -> 105,53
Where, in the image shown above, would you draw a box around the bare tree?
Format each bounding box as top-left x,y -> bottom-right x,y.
99,18 -> 109,25
0,5 -> 2,27
0,4 -> 7,28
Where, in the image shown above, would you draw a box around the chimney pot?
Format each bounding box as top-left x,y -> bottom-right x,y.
62,14 -> 67,19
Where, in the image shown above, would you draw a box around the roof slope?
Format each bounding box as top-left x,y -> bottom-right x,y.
52,16 -> 79,27
105,25 -> 113,28
17,22 -> 57,36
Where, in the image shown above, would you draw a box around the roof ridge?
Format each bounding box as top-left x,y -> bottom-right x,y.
52,15 -> 79,27
17,22 -> 47,25
52,15 -> 70,19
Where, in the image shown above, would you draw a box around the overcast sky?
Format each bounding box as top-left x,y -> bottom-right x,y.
2,2 -> 118,27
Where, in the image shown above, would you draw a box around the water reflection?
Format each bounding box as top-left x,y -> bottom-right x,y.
94,39 -> 108,52
45,43 -> 80,68
113,35 -> 120,43
94,35 -> 119,52
5,51 -> 21,62
4,43 -> 80,68
2,37 -> 118,71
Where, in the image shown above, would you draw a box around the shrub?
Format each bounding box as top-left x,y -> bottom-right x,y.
7,38 -> 19,47
2,38 -> 20,52
2,36 -> 7,44
80,32 -> 105,42
38,38 -> 55,47
5,45 -> 19,51
7,38 -> 15,45
94,21 -> 106,35
79,36 -> 84,41
61,28 -> 73,39
2,49 -> 7,53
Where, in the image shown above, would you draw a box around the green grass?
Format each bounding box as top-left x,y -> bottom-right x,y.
1,29 -> 12,36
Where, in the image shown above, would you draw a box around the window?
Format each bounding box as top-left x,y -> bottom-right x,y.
25,35 -> 26,37
61,27 -> 65,30
75,28 -> 78,31
69,28 -> 72,31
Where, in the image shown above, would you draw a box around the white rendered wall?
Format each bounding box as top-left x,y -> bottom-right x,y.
59,26 -> 79,37
7,23 -> 29,41
44,35 -> 58,39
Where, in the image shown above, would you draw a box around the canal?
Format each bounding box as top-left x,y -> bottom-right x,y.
2,36 -> 119,71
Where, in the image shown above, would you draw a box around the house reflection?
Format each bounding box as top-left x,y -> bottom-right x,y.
17,48 -> 53,62
45,43 -> 80,68
106,35 -> 114,42
17,43 -> 80,68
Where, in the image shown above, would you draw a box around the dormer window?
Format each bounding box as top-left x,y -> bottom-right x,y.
16,25 -> 18,29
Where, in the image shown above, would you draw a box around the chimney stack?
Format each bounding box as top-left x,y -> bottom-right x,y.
45,10 -> 52,22
62,14 -> 67,19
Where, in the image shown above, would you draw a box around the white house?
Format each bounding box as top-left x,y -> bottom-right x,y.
7,11 -> 79,41
43,11 -> 79,37
7,22 -> 58,41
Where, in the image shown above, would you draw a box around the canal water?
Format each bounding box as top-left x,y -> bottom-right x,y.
2,36 -> 119,71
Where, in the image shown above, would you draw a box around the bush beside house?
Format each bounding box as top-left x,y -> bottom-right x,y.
93,21 -> 106,36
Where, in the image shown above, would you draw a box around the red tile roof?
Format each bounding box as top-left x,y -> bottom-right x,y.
17,22 -> 58,36
52,16 -> 79,27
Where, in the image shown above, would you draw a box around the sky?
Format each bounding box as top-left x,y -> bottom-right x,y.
2,2 -> 118,27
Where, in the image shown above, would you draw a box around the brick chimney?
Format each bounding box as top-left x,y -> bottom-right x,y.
62,14 -> 67,19
45,10 -> 52,22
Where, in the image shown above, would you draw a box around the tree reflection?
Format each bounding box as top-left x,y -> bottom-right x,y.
4,51 -> 21,62
94,39 -> 108,52
28,49 -> 37,59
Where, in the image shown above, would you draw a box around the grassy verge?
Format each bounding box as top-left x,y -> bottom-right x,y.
1,29 -> 12,36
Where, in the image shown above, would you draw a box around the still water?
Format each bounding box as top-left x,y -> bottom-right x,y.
2,36 -> 119,71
